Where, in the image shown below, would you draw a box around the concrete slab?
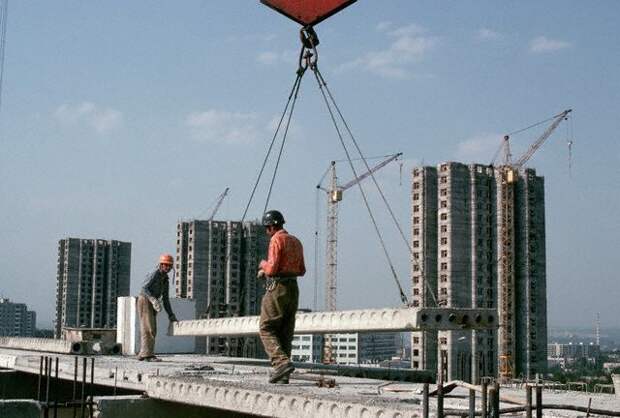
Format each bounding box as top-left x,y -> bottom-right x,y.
1,348 -> 617,418
117,296 -> 199,355
0,400 -> 41,418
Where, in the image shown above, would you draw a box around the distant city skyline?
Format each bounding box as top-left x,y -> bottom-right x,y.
1,1 -> 618,329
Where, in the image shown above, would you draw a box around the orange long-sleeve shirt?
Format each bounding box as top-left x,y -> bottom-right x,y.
259,229 -> 306,277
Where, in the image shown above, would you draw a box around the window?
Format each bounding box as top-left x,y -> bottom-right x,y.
440,200 -> 447,208
413,277 -> 419,284
440,188 -> 447,196
413,265 -> 420,272
413,361 -> 419,368
413,349 -> 419,356
413,217 -> 420,225
440,337 -> 447,345
440,164 -> 448,172
413,205 -> 420,212
412,300 -> 419,307
440,213 -> 447,221
413,228 -> 420,236
413,337 -> 420,344
440,176 -> 447,184
441,250 -> 448,257
440,287 -> 447,295
440,274 -> 448,282
440,237 -> 448,245
413,182 -> 420,190
413,288 -> 420,295
413,241 -> 420,248
413,193 -> 419,200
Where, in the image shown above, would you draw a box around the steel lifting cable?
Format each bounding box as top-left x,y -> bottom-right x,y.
312,65 -> 439,307
240,67 -> 305,223
309,65 -> 409,306
262,69 -> 305,214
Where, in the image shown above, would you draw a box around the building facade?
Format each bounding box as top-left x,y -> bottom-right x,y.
410,162 -> 547,381
0,298 -> 36,337
175,220 -> 268,357
292,332 -> 399,365
54,238 -> 131,338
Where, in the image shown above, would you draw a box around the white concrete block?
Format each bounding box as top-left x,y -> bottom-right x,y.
117,297 -> 198,355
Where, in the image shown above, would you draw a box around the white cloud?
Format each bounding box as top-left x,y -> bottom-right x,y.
54,102 -> 123,134
256,50 -> 297,66
337,23 -> 436,79
376,21 -> 393,32
477,28 -> 501,41
456,133 -> 504,163
185,109 -> 262,144
529,36 -> 571,53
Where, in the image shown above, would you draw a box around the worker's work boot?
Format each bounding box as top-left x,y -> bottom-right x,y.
268,362 -> 294,384
274,376 -> 289,384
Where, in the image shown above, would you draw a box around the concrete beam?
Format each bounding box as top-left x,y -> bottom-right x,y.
171,307 -> 497,336
0,337 -> 82,354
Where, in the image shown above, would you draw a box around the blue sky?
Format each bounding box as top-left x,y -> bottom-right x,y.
1,1 -> 618,329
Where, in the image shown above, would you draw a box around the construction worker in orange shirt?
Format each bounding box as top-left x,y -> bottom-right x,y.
137,253 -> 178,361
257,210 -> 306,384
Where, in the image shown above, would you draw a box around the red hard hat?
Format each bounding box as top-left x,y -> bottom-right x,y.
159,254 -> 174,265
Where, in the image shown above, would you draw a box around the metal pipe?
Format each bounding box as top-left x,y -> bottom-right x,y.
535,385 -> 542,418
113,366 -> 118,396
526,384 -> 532,418
480,380 -> 488,418
488,385 -> 496,418
37,356 -> 43,401
468,388 -> 475,418
45,357 -> 51,418
422,383 -> 429,418
73,357 -> 78,418
437,381 -> 444,418
89,357 -> 94,418
494,382 -> 501,418
53,357 -> 59,418
81,358 -> 86,418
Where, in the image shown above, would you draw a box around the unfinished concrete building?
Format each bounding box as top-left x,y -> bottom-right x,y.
410,162 -> 546,381
175,220 -> 268,357
54,238 -> 131,338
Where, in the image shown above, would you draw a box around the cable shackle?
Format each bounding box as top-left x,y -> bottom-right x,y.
298,26 -> 319,72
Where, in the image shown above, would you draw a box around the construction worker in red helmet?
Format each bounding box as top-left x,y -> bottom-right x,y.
257,210 -> 306,384
137,253 -> 178,361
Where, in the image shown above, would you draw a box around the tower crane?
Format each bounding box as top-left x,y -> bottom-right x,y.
496,109 -> 571,381
316,152 -> 402,362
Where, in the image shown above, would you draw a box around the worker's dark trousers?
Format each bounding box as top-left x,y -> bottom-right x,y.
137,295 -> 157,358
259,280 -> 299,368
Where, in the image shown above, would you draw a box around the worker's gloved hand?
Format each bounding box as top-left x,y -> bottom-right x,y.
149,297 -> 162,313
169,314 -> 177,322
257,269 -> 266,279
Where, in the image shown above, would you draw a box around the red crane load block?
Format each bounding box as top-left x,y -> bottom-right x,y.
260,0 -> 357,26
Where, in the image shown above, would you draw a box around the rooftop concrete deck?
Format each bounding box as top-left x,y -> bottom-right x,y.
1,348 -> 618,417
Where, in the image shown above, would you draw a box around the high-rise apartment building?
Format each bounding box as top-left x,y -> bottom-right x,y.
0,298 -> 36,337
175,220 -> 268,357
410,162 -> 547,381
54,238 -> 131,338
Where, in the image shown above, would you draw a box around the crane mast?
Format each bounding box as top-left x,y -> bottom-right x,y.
497,109 -> 571,381
319,153 -> 401,363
